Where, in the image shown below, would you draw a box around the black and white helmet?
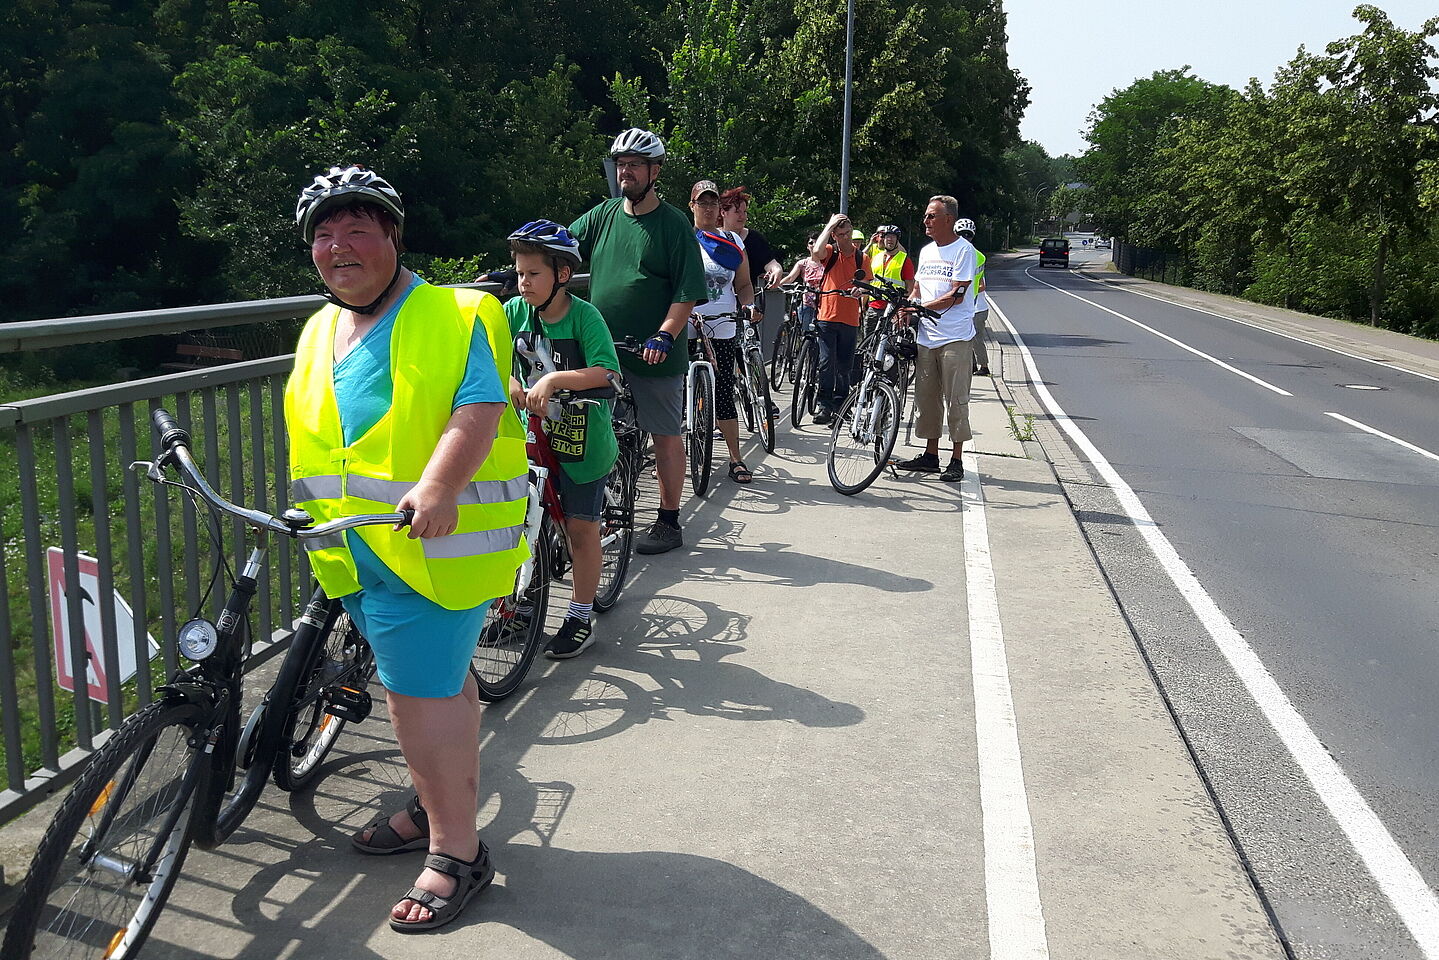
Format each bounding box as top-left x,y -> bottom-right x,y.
609,128 -> 666,160
508,220 -> 583,266
955,218 -> 976,235
296,165 -> 405,243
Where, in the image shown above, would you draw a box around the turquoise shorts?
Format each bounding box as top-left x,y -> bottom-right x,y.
340,533 -> 494,698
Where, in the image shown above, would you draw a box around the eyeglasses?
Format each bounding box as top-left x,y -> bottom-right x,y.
615,160 -> 651,172
922,213 -> 941,221
692,198 -> 719,207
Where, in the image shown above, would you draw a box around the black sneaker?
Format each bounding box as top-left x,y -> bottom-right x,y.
977,366 -> 991,376
545,617 -> 595,659
813,409 -> 834,426
895,452 -> 940,472
940,459 -> 964,482
636,520 -> 683,555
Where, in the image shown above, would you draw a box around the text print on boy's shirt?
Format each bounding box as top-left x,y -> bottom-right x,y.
520,334 -> 589,460
913,238 -> 977,348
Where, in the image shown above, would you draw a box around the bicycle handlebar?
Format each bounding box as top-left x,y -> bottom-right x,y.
146,408 -> 412,538
849,277 -> 940,320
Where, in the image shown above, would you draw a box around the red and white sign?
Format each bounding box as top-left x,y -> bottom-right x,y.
47,548 -> 159,703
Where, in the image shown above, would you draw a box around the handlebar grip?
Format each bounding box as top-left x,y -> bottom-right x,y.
150,408 -> 191,450
398,508 -> 415,528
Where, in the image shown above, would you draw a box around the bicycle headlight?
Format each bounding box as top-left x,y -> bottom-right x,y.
177,618 -> 219,662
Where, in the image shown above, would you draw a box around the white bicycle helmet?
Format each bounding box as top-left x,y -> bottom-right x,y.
296,165 -> 405,243
609,128 -> 666,160
955,218 -> 976,235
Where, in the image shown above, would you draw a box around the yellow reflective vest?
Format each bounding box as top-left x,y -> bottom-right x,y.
869,248 -> 908,286
285,284 -> 528,610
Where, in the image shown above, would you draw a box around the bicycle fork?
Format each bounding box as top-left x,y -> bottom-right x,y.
686,360 -> 714,428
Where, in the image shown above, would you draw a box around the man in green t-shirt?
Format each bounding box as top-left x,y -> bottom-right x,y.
570,128 -> 706,556
505,220 -> 621,660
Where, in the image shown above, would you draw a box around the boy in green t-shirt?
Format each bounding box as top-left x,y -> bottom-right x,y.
504,221 -> 621,660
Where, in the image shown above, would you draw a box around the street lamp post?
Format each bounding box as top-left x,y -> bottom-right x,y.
1030,184 -> 1055,240
839,0 -> 856,214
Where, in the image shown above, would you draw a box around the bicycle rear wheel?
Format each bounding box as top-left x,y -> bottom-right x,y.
688,371 -> 714,496
827,379 -> 900,495
594,440 -> 637,612
273,603 -> 375,792
748,349 -> 777,453
4,697 -> 208,960
473,521 -> 552,701
791,340 -> 817,428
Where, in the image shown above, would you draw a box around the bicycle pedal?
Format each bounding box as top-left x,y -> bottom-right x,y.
323,685 -> 372,723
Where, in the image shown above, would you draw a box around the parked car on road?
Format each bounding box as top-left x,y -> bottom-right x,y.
1039,237 -> 1070,268
1096,237 -> 1112,249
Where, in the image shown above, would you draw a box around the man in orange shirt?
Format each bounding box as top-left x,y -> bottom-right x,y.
808,212 -> 871,424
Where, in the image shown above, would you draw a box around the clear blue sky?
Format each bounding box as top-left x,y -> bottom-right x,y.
1005,1 -> 1437,158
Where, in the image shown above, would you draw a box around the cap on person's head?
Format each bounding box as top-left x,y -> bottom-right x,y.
851,228 -> 866,241
690,180 -> 720,201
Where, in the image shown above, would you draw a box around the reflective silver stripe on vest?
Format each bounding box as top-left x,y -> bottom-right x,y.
291,475 -> 343,502
302,533 -> 345,552
345,474 -> 528,507
420,525 -> 524,560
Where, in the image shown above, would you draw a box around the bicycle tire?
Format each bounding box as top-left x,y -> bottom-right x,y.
593,442 -> 637,612
769,322 -> 792,388
3,697 -> 208,960
827,379 -> 901,496
749,349 -> 777,453
473,518 -> 552,702
738,359 -> 756,433
791,340 -> 816,428
688,370 -> 714,496
272,603 -> 375,792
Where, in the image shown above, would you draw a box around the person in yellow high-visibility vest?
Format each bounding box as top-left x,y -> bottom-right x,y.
864,224 -> 915,331
288,165 -> 524,932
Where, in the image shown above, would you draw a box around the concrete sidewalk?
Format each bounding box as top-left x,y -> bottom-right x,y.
2,372 -> 1283,959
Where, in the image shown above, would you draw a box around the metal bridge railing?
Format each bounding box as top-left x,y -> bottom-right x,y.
0,279 -> 522,828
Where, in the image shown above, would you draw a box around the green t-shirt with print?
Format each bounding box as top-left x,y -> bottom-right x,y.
505,295 -> 621,485
569,197 -> 708,378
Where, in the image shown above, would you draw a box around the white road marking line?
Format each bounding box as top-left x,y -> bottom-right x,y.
960,457 -> 1051,960
988,294 -> 1439,958
1071,268 -> 1439,384
1325,412 -> 1439,463
1020,266 -> 1294,397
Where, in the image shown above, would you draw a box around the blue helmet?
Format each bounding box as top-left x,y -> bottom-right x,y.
507,219 -> 583,267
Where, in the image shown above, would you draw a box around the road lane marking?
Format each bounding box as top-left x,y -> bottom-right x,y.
1020,266 -> 1294,397
960,457 -> 1051,960
1325,412 -> 1439,463
988,295 -> 1439,958
1071,268 -> 1439,385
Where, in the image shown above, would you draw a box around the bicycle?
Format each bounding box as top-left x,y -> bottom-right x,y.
470,335 -> 635,701
684,315 -> 720,496
826,276 -> 937,495
768,285 -> 811,389
2,409 -> 408,960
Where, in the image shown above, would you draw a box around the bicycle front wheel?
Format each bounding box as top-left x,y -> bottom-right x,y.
827,379 -> 901,495
769,322 -> 793,388
272,602 -> 375,792
594,441 -> 637,612
4,697 -> 208,960
688,371 -> 714,496
473,520 -> 552,702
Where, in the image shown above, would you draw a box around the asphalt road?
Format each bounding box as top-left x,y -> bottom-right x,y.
987,245 -> 1439,960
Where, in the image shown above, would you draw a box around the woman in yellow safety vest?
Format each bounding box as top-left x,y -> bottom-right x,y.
287,165 -> 526,932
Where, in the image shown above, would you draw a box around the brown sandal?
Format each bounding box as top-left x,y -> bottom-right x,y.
352,793 -> 430,855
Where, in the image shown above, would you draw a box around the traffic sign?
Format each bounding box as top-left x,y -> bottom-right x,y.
47,547 -> 159,703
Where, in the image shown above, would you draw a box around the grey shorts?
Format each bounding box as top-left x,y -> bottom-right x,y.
555,469 -> 608,523
624,371 -> 685,437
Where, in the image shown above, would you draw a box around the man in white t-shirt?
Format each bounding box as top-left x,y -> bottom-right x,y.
895,194 -> 976,482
